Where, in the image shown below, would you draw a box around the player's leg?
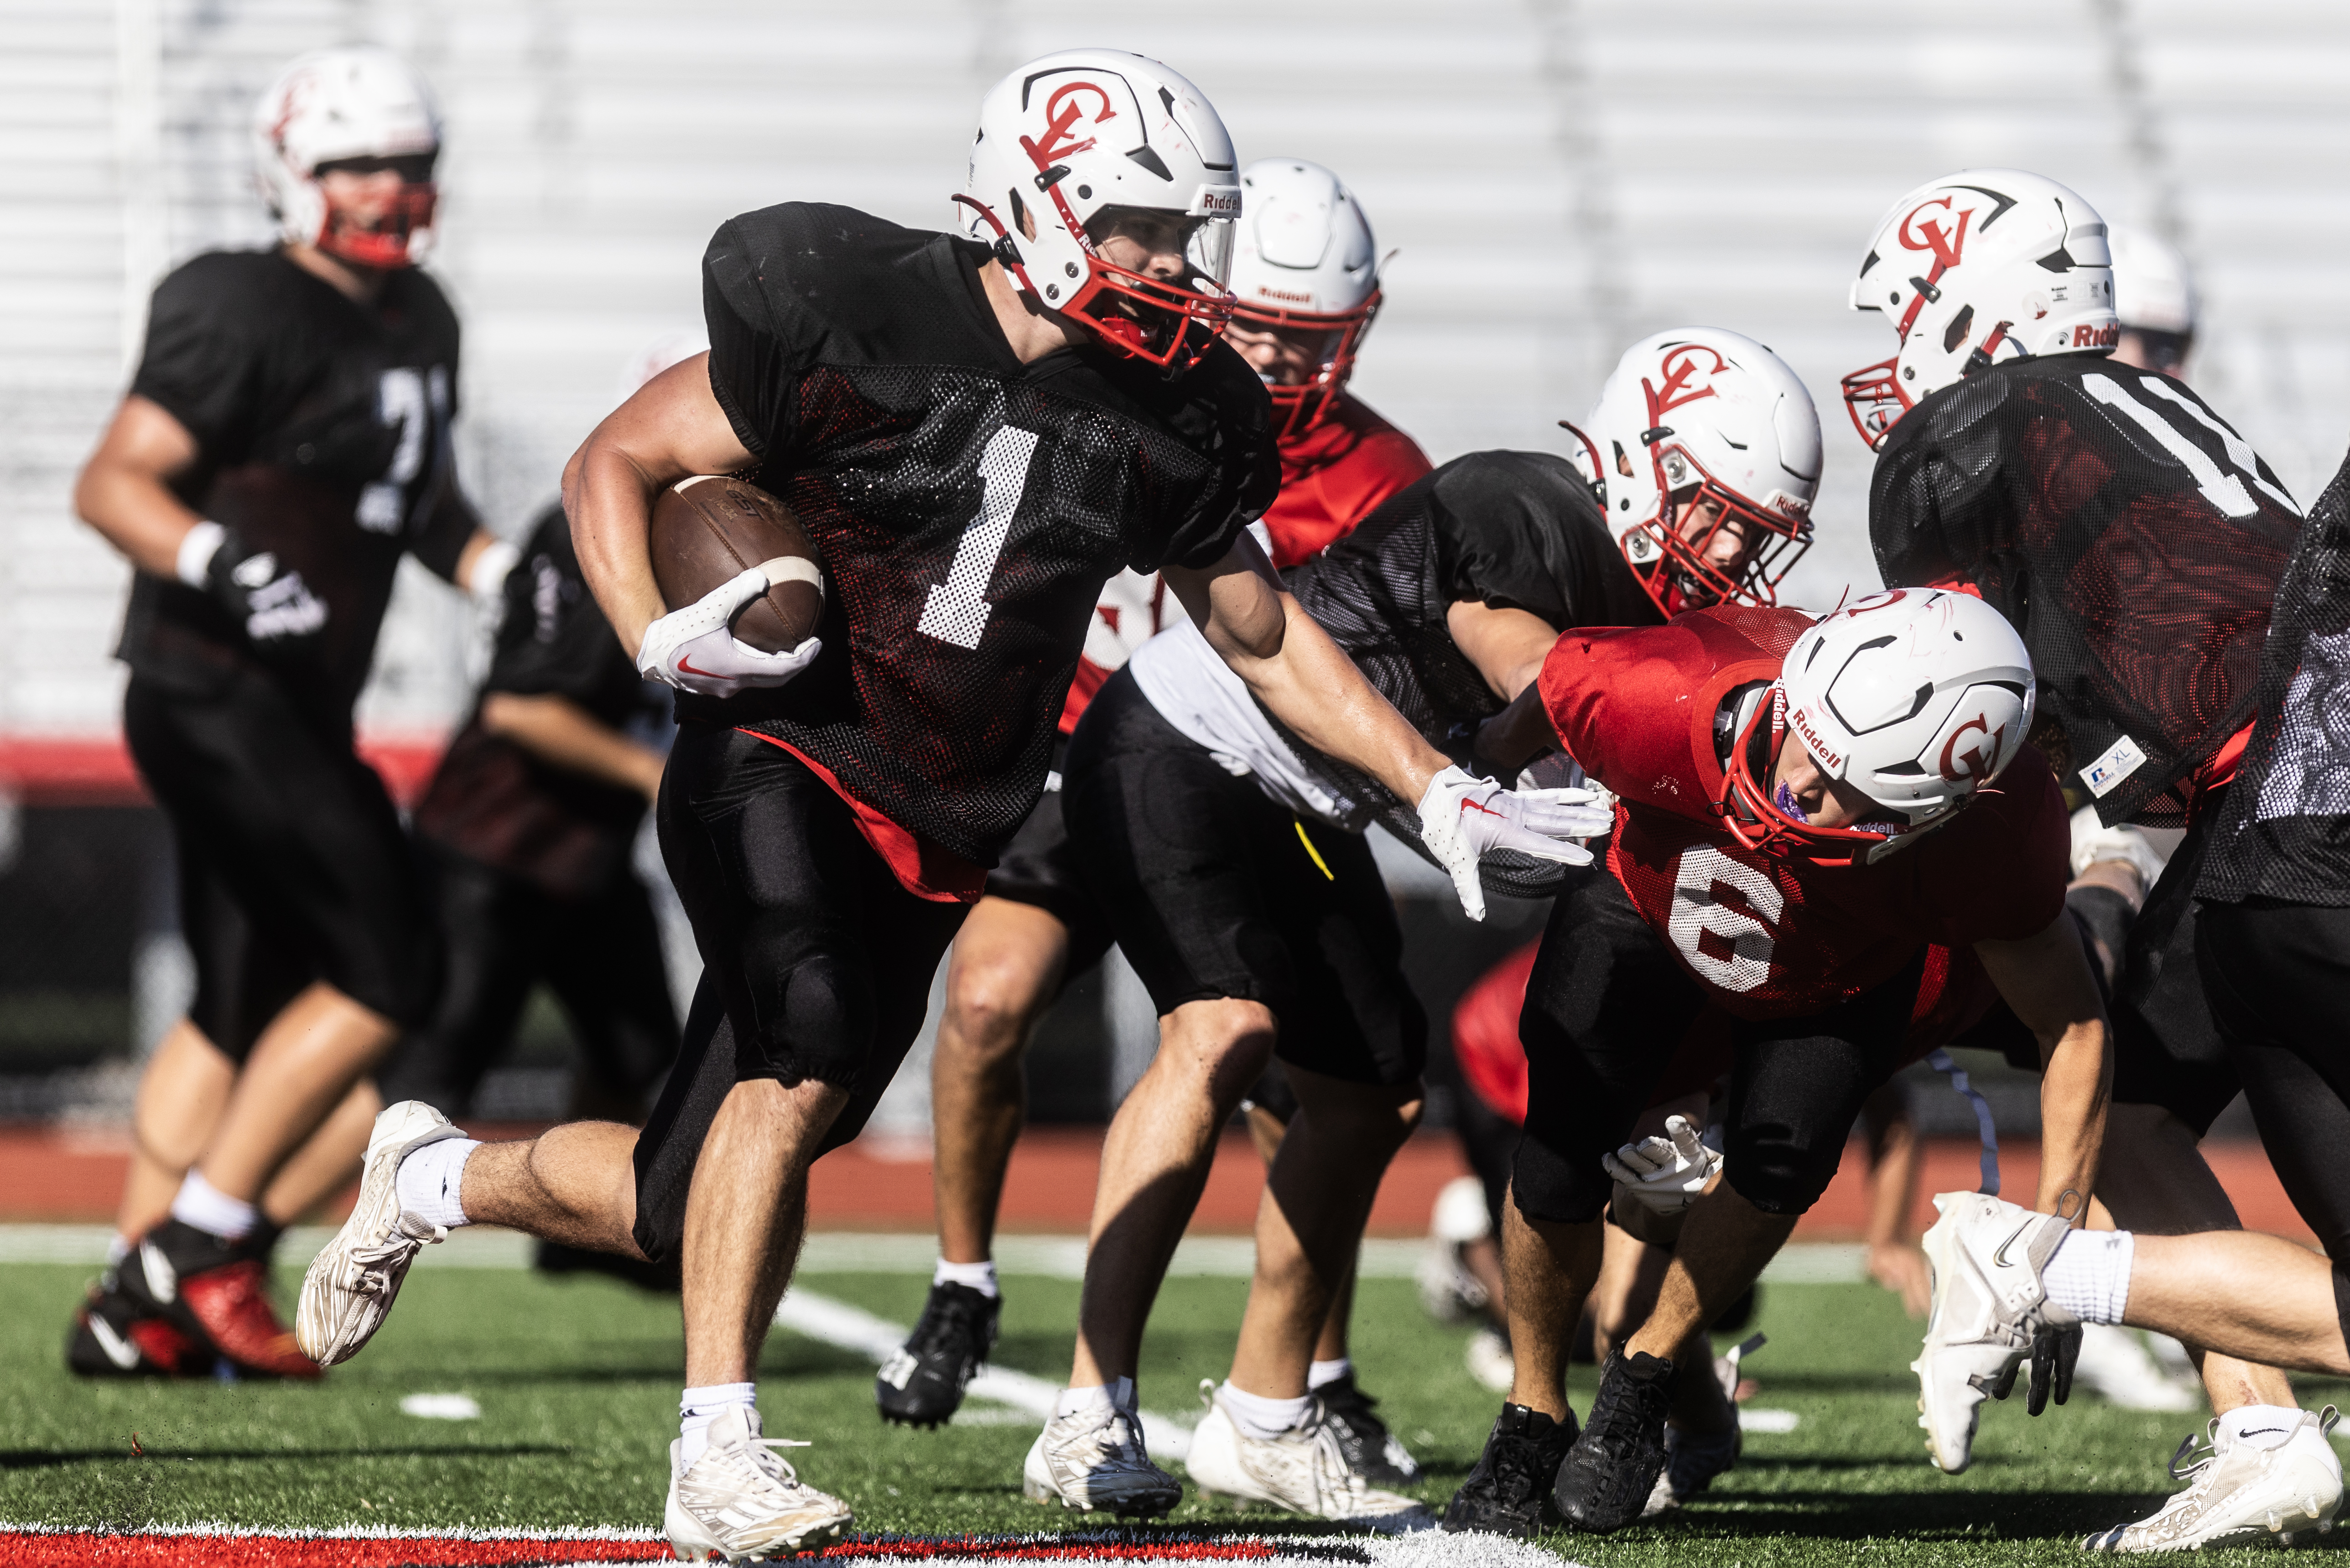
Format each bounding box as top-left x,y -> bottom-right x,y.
1443,872 -> 1704,1537
374,845 -> 540,1117
114,1022 -> 234,1244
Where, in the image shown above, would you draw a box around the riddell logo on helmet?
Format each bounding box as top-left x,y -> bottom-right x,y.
1787,706 -> 1844,773
2071,323 -> 2121,348
1254,285 -> 1314,303
1938,713 -> 2006,784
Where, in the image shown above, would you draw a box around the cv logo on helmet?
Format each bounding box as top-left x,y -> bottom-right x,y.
1937,713 -> 2007,784
1653,345 -> 1728,415
1898,195 -> 1976,272
1024,80 -> 1118,168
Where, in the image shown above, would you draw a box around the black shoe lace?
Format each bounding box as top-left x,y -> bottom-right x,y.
1569,1356 -> 1674,1512
1318,1378 -> 1388,1461
907,1284 -> 997,1366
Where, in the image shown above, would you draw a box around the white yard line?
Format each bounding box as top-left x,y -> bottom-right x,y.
770,1287 -> 1197,1462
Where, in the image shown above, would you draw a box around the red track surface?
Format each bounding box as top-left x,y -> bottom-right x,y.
0,733 -> 443,808
0,1124 -> 2312,1243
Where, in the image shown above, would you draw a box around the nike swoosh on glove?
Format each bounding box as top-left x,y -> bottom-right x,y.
1601,1114 -> 1721,1219
637,565 -> 822,698
1416,764 -> 1612,921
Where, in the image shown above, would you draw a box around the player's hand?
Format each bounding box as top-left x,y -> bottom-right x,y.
2026,1322 -> 2081,1416
1603,1114 -> 1721,1219
193,526 -> 328,657
1416,764 -> 1612,921
637,565 -> 821,698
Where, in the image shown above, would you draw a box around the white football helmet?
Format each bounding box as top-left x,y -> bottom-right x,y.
959,50 -> 1241,370
253,47 -> 442,268
1560,328 -> 1820,616
2108,224 -> 2198,377
1723,589 -> 2036,866
1843,169 -> 2117,450
1226,159 -> 1382,438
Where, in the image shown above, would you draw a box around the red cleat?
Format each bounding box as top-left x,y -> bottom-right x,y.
126,1220 -> 323,1380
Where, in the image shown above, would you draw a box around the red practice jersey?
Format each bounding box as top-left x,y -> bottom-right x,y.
1257,392 -> 1432,569
1539,606 -> 2070,1039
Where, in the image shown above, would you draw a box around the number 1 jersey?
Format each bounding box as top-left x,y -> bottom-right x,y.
695,202 -> 1277,867
117,250 -> 471,729
1539,606 -> 2070,1027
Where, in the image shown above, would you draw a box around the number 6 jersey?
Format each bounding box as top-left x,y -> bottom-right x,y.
1539,606 -> 2070,1026
695,202 -> 1277,868
117,250 -> 472,730
1869,356 -> 2301,827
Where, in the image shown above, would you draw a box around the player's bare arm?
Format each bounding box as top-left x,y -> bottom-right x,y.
1447,600 -> 1565,701
1166,535 -> 1446,805
73,394 -> 204,577
478,692 -> 667,802
1974,916 -> 2111,1219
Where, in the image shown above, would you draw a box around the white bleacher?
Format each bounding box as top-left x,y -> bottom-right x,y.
2,0 -> 2345,742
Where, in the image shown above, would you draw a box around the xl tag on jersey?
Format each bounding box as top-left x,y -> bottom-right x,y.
2080,734 -> 2149,799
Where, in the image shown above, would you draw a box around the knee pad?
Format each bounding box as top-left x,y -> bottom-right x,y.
1509,1126 -> 1610,1225
734,952 -> 873,1090
1721,1125 -> 1843,1217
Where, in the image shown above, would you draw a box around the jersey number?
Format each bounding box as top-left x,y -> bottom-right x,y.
918,426 -> 1041,649
356,366 -> 451,535
1667,847 -> 1782,993
2082,373 -> 2302,522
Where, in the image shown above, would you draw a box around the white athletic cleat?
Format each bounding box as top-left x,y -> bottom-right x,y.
296,1100 -> 466,1366
2083,1408 -> 2343,1552
665,1407 -> 852,1562
1184,1384 -> 1429,1526
1912,1190 -> 2075,1474
1023,1398 -> 1182,1517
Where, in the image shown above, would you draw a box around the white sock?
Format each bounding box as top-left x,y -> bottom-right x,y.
1219,1381 -> 1311,1441
1055,1376 -> 1135,1421
933,1257 -> 1000,1299
394,1138 -> 481,1231
2042,1228 -> 2134,1324
678,1382 -> 757,1469
2219,1404 -> 2304,1451
168,1170 -> 256,1241
1307,1358 -> 1352,1391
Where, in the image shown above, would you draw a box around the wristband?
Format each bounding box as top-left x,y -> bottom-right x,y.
176,520 -> 226,587
468,538 -> 520,601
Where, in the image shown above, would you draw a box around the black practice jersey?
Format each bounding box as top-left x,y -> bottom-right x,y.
2202,449 -> 2350,905
412,505 -> 668,898
692,202 -> 1276,865
117,249 -> 472,730
1272,449 -> 1659,893
1871,355 -> 2301,826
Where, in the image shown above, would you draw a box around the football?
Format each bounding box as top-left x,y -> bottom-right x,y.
648,475 -> 824,653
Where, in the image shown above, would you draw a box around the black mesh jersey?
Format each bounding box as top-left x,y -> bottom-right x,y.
413,504 -> 666,898
1871,355 -> 2301,827
691,202 -> 1277,866
2201,449 -> 2350,905
117,249 -> 473,731
1268,449 -> 1659,893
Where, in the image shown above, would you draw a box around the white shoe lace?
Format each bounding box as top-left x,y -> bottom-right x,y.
1049,1404 -> 1151,1475
344,1212 -> 446,1296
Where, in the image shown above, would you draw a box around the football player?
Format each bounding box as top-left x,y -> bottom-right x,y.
1445,590 -> 2109,1537
1916,446 -> 2350,1550
879,158 -> 1431,1436
65,47 -> 512,1381
1844,169 -> 2318,1547
293,51 -> 1585,1558
1034,328 -> 1819,1520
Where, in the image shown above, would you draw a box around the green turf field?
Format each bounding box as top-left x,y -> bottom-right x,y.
4,1256 -> 2346,1564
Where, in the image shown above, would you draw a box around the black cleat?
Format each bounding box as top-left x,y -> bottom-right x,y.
1555,1347 -> 1676,1532
1642,1422 -> 1742,1516
1318,1371 -> 1422,1486
1441,1402 -> 1579,1537
874,1280 -> 998,1428
67,1267 -> 209,1377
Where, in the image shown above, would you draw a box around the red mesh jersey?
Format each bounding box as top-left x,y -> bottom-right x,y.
1871,356 -> 2300,826
1541,607 -> 2070,1026
1258,392 -> 1433,568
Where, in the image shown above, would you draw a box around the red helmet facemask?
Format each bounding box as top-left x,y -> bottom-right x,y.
1717,685 -> 1913,867
953,187 -> 1237,374
317,180 -> 437,268
1224,291 -> 1380,441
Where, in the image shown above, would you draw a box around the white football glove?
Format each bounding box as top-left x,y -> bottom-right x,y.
636,564 -> 821,698
1602,1115 -> 1722,1223
1416,764 -> 1613,921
